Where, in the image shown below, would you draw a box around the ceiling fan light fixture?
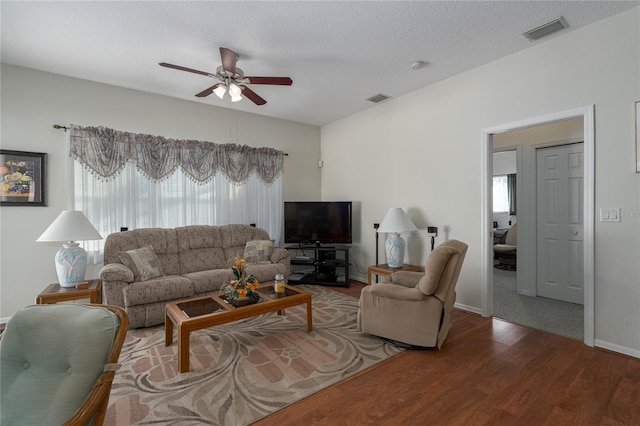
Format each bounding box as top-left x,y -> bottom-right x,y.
231,93 -> 243,103
228,83 -> 242,97
213,85 -> 226,99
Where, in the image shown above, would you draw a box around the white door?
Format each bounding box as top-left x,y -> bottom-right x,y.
536,143 -> 584,304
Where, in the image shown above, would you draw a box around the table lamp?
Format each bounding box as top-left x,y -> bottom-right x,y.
37,210 -> 102,287
377,207 -> 417,268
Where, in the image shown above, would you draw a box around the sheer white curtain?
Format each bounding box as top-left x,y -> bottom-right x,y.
74,161 -> 283,264
493,175 -> 509,213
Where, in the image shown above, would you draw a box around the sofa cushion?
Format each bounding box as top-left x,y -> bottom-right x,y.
176,226 -> 227,273
243,240 -> 274,264
221,224 -> 271,261
123,275 -> 194,307
117,246 -> 164,282
245,262 -> 288,284
183,269 -> 235,294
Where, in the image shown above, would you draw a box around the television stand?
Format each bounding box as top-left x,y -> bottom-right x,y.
285,245 -> 349,288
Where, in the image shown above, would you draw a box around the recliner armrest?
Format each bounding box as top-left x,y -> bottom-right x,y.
389,271 -> 424,288
367,283 -> 426,301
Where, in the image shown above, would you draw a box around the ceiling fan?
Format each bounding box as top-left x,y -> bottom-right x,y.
159,47 -> 292,106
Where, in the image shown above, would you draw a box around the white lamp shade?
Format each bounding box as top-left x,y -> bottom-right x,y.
228,83 -> 242,97
377,208 -> 417,234
37,210 -> 102,242
213,85 -> 226,99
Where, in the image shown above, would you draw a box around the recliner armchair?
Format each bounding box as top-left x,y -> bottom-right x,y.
0,304 -> 127,426
357,239 -> 468,349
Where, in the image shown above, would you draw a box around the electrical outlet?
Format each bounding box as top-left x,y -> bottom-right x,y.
373,223 -> 380,230
600,208 -> 621,222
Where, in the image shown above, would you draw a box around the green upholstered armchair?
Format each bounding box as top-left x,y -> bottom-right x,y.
357,240 -> 468,349
0,304 -> 127,426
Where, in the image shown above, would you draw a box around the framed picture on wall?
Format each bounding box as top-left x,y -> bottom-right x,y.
636,101 -> 640,173
0,150 -> 47,206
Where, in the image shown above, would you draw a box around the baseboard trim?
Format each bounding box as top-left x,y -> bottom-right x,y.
595,339 -> 640,360
454,302 -> 482,315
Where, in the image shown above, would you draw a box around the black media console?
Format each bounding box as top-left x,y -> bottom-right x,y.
285,245 -> 350,288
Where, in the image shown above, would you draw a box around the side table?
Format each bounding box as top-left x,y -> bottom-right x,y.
367,264 -> 421,285
36,279 -> 102,304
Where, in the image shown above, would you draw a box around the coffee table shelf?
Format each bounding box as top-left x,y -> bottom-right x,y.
165,284 -> 312,373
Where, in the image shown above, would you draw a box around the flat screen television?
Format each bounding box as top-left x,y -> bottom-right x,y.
284,201 -> 352,245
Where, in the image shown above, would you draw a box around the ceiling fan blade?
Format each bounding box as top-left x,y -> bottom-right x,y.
245,76 -> 293,86
195,83 -> 222,98
159,62 -> 212,77
219,47 -> 237,75
241,86 -> 267,105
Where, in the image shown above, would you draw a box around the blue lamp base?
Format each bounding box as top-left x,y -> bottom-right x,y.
384,233 -> 405,268
55,242 -> 88,287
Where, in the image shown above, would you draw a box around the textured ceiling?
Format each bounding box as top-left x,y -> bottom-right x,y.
1,1 -> 638,126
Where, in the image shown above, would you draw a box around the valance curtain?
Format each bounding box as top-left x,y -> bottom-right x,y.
70,125 -> 284,264
69,124 -> 284,184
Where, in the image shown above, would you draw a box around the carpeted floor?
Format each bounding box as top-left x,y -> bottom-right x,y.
493,267 -> 584,341
105,285 -> 402,425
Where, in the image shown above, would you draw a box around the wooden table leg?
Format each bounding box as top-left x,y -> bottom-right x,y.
306,298 -> 313,332
276,291 -> 285,315
165,312 -> 173,346
367,268 -> 372,285
178,324 -> 190,373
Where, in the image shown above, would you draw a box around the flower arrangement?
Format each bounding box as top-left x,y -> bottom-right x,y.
222,257 -> 260,304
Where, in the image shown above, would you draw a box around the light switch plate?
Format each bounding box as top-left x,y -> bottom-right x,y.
600,208 -> 621,222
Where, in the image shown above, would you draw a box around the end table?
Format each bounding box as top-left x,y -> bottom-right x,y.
367,264 -> 421,285
36,279 -> 102,304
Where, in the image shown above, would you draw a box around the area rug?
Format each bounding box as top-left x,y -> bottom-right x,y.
105,285 -> 402,425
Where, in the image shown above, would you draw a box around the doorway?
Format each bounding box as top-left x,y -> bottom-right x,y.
481,106 -> 595,346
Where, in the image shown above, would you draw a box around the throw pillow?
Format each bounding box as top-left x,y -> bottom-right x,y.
243,240 -> 274,264
117,245 -> 164,282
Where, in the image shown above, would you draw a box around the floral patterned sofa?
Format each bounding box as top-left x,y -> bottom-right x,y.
99,224 -> 290,328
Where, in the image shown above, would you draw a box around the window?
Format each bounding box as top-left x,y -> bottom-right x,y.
493,175 -> 509,212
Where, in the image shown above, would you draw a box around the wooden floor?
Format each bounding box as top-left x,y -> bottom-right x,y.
253,281 -> 640,425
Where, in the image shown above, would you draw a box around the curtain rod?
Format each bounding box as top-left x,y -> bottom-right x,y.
52,124 -> 288,156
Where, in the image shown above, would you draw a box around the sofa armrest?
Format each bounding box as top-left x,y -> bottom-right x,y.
366,283 -> 426,301
270,248 -> 290,265
99,263 -> 133,310
99,263 -> 134,283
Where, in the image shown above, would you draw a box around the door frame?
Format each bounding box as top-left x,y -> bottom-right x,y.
480,106 -> 595,346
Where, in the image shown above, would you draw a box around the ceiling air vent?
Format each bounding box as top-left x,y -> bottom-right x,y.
523,17 -> 569,41
366,93 -> 391,103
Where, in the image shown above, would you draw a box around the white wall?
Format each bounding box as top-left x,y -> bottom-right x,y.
0,65 -> 321,318
321,8 -> 640,356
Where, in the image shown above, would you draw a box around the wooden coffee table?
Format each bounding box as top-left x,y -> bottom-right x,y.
165,284 -> 313,373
